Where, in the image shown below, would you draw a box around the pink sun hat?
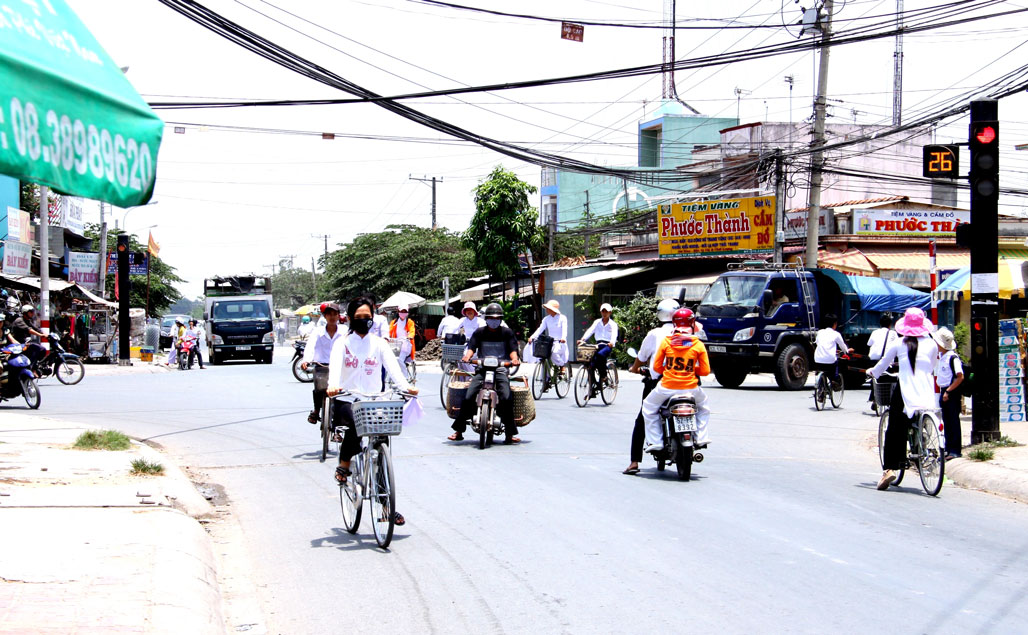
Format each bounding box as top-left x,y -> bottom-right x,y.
895,307 -> 933,337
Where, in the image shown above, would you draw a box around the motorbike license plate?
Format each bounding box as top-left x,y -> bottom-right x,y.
673,415 -> 697,432
236,345 -> 251,351
709,345 -> 727,353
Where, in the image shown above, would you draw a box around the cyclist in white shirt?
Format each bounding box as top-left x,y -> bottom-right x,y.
437,307 -> 461,339
813,313 -> 853,387
865,313 -> 898,410
525,299 -> 569,366
301,303 -> 346,424
578,302 -> 619,391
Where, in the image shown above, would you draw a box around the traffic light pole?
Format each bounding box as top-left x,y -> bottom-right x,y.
969,100 -> 1000,443
117,235 -> 132,366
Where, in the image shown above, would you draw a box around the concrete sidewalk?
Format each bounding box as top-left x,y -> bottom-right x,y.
945,416 -> 1028,504
0,417 -> 225,634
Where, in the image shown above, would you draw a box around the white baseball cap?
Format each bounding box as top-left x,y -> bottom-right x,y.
600,303 -> 613,313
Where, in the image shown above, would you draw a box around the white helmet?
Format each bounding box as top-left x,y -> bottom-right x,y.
656,298 -> 680,323
21,304 -> 34,313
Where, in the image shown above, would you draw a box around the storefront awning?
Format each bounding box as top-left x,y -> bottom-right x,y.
933,262 -> 1027,301
861,248 -> 969,288
553,266 -> 652,296
0,275 -> 75,292
817,248 -> 877,276
656,272 -> 722,301
459,282 -> 491,302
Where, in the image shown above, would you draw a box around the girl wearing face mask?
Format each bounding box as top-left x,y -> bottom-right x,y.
389,304 -> 416,379
327,297 -> 419,519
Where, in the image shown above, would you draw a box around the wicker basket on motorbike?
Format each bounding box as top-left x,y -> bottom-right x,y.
511,376 -> 536,426
352,398 -> 405,436
386,337 -> 405,357
873,375 -> 897,407
441,343 -> 466,363
532,334 -> 554,359
576,344 -> 598,363
446,370 -> 472,419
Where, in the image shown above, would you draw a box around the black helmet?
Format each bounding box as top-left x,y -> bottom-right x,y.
482,302 -> 503,319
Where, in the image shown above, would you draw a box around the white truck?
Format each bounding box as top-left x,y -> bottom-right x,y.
203,275 -> 276,365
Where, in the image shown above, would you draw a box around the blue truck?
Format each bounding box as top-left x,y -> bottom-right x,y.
203,275 -> 277,365
695,262 -> 930,390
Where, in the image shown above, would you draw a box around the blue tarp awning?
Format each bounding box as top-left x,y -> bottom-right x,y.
846,275 -> 930,312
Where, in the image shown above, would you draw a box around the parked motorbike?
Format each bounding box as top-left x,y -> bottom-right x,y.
291,340 -> 313,382
178,335 -> 198,370
627,347 -> 705,481
470,355 -> 515,450
1,343 -> 41,409
34,333 -> 85,385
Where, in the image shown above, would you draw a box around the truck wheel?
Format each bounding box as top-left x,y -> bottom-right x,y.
774,343 -> 809,390
713,366 -> 747,389
209,351 -> 221,365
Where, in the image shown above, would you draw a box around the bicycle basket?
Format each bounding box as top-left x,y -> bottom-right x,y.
576,344 -> 598,362
386,338 -> 404,357
532,335 -> 554,359
874,377 -> 896,406
441,343 -> 466,362
352,399 -> 405,436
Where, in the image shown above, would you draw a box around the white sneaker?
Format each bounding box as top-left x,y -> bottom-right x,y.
643,443 -> 663,454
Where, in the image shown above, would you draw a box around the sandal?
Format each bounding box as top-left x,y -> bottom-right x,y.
447,432 -> 464,441
622,466 -> 640,475
394,512 -> 406,526
308,411 -> 318,424
503,436 -> 521,445
334,466 -> 351,484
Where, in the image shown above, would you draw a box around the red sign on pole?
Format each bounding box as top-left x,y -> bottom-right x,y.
561,22 -> 584,42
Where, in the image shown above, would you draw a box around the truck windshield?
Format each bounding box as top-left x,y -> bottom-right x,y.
701,276 -> 766,307
212,300 -> 271,320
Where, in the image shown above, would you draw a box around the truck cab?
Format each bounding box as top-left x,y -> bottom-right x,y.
697,263 -> 852,390
203,276 -> 276,365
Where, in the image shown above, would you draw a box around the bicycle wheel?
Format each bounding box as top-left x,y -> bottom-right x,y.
339,456 -> 362,534
554,364 -> 572,399
56,358 -> 85,385
829,375 -> 845,409
813,374 -> 827,411
320,398 -> 331,463
439,364 -> 454,409
877,411 -> 889,470
531,362 -> 546,400
573,366 -> 591,407
917,412 -> 944,496
600,364 -> 619,405
369,443 -> 396,549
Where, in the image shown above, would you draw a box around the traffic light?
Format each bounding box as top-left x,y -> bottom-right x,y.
971,316 -> 989,357
969,119 -> 999,201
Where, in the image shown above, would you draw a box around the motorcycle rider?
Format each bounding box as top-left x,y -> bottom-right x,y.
297,315 -> 314,339
389,304 -> 416,379
623,299 -> 679,474
302,302 -> 345,425
0,313 -> 16,345
641,308 -> 712,455
446,303 -> 522,444
11,304 -> 43,344
578,302 -> 619,394
165,317 -> 186,366
185,319 -> 206,369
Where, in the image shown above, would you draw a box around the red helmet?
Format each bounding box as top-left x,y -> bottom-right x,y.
320,302 -> 329,313
672,308 -> 695,328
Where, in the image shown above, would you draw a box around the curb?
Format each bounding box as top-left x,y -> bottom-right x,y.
945,455 -> 1028,504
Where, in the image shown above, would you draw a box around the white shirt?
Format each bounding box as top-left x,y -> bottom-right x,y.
458,315 -> 486,336
184,327 -> 200,342
531,313 -> 568,342
582,318 -> 619,345
937,350 -> 963,388
814,328 -> 847,364
371,314 -> 389,338
438,315 -> 460,338
867,327 -> 898,361
327,333 -> 412,394
869,336 -> 939,418
297,322 -> 315,338
638,322 -> 675,380
302,323 -> 346,364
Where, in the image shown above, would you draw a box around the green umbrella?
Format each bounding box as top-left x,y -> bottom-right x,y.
0,0 -> 164,207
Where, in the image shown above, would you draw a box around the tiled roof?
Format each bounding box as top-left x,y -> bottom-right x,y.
787,196 -> 908,213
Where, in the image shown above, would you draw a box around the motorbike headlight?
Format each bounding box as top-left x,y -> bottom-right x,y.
211,334 -> 224,345
262,332 -> 275,343
733,327 -> 755,342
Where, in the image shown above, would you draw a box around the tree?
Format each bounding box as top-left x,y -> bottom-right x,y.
271,267 -> 317,309
321,225 -> 478,302
464,166 -> 544,281
83,223 -> 184,315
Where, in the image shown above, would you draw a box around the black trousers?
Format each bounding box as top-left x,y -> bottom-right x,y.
631,375 -> 661,462
330,400 -> 362,462
187,346 -> 204,368
312,365 -> 329,417
882,385 -> 914,470
940,386 -> 962,456
452,368 -> 515,439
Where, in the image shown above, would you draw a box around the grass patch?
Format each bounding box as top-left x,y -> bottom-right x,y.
130,459 -> 164,476
991,436 -> 1024,448
966,445 -> 996,462
73,430 -> 131,451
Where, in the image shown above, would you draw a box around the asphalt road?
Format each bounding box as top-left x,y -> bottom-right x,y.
7,346 -> 1028,633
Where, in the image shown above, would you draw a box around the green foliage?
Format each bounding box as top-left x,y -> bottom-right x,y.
130,458 -> 165,475
464,166 -> 543,280
74,429 -> 131,451
495,298 -> 534,342
322,225 -> 477,303
966,445 -> 995,462
610,293 -> 660,367
82,223 -> 183,315
993,436 -> 1024,448
952,322 -> 970,363
271,267 -> 317,309
548,229 -> 600,262
18,182 -> 60,216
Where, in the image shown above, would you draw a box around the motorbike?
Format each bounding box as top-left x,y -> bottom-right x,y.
34,333 -> 85,385
627,347 -> 705,481
470,355 -> 516,450
1,343 -> 41,409
291,340 -> 313,382
178,335 -> 198,370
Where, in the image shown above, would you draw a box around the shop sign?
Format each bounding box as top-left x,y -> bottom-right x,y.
658,195 -> 776,258
855,208 -> 969,236
4,206 -> 31,243
68,251 -> 101,289
61,196 -> 85,236
784,207 -> 830,240
2,240 -> 32,276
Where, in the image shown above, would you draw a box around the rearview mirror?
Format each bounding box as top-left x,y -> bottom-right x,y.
203,312 -> 209,321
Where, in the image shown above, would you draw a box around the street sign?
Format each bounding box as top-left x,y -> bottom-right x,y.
561,22 -> 584,42
922,144 -> 959,178
107,251 -> 148,275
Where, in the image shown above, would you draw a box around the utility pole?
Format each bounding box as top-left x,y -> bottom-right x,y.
311,257 -> 317,296
410,175 -> 441,230
311,234 -> 330,272
38,185 -> 51,353
784,75 -> 795,150
892,0 -> 904,125
583,191 -> 591,257
97,201 -> 108,299
279,255 -> 295,271
548,203 -> 557,262
774,149 -> 786,264
805,0 -> 834,268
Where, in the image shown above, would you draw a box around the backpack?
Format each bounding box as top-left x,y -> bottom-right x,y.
949,355 -> 973,398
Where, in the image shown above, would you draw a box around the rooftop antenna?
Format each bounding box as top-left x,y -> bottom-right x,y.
663,0 -> 700,114
734,87 -> 751,122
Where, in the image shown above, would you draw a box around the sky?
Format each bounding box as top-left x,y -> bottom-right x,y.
63,0 -> 1028,300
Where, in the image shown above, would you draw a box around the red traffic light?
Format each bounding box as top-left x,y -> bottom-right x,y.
975,125 -> 997,145
974,321 -> 983,331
